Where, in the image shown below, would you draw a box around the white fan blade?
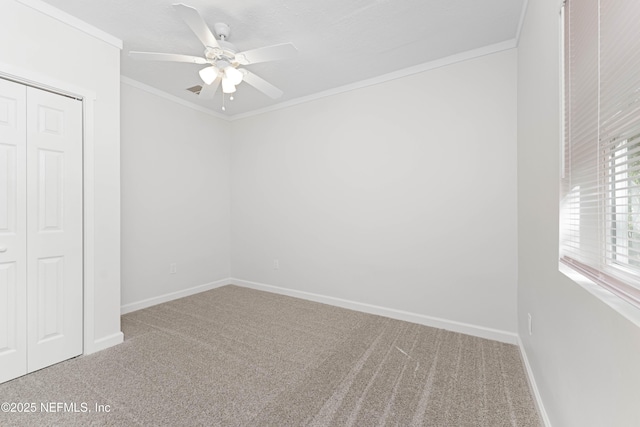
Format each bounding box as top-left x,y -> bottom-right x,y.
235,43 -> 298,65
199,77 -> 221,99
241,71 -> 283,99
129,51 -> 208,64
172,3 -> 219,49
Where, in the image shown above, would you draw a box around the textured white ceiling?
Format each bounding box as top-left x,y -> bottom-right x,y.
39,0 -> 525,116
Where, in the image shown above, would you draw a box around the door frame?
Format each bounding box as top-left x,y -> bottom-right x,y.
0,62 -> 101,356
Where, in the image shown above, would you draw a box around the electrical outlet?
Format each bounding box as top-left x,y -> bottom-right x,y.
170,263 -> 177,274
528,313 -> 533,336
273,259 -> 279,270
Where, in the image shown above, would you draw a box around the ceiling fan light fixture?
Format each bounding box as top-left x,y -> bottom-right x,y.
224,66 -> 243,85
199,66 -> 218,85
221,78 -> 236,94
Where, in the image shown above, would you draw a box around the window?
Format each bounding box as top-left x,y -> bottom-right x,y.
607,136 -> 640,270
560,0 -> 640,306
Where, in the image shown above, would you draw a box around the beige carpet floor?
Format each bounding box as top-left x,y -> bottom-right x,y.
0,285 -> 540,426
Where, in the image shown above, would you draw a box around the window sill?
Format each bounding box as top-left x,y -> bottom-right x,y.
559,262 -> 640,328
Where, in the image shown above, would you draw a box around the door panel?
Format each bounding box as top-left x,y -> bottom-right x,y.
0,79 -> 27,384
0,143 -> 17,232
26,87 -> 82,372
36,256 -> 64,343
38,149 -> 64,231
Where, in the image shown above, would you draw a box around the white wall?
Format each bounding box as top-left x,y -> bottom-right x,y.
0,0 -> 122,351
517,1 -> 640,426
120,83 -> 231,310
231,49 -> 518,337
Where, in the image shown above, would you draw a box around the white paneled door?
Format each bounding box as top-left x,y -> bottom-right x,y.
26,85 -> 83,372
0,78 -> 83,383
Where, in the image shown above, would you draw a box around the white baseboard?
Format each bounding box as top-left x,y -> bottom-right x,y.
518,337 -> 552,427
231,278 -> 518,344
120,278 -> 232,315
84,331 -> 124,355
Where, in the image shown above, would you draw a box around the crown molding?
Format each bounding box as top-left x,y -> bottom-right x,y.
515,0 -> 531,46
229,39 -> 517,121
16,0 -> 122,49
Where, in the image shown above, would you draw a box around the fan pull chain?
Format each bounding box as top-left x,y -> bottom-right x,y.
221,94 -> 236,111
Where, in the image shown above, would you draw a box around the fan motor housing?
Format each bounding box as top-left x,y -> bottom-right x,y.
205,40 -> 238,63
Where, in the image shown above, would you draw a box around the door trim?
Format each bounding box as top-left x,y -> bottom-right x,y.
0,61 -> 120,355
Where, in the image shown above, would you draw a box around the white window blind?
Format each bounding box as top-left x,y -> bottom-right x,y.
561,0 -> 640,306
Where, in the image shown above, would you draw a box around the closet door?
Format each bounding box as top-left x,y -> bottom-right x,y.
0,79 -> 27,383
26,87 -> 83,372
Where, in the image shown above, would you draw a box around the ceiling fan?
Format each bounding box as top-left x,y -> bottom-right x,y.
129,3 -> 297,103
